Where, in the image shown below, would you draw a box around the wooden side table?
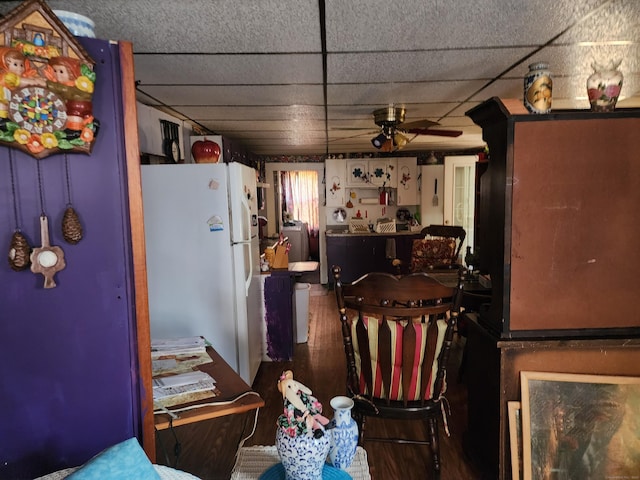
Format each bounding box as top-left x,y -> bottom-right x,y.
231,445 -> 372,479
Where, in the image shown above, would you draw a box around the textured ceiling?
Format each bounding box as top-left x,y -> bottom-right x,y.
2,0 -> 638,156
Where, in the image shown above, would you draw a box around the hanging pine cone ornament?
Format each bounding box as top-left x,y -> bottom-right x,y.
8,231 -> 31,271
62,206 -> 83,244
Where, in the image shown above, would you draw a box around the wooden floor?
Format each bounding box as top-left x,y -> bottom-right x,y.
155,284 -> 488,479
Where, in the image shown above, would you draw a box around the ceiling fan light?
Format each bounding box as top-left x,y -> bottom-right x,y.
393,132 -> 408,148
371,132 -> 387,149
380,139 -> 394,152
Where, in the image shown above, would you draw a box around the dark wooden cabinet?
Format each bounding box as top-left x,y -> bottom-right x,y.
464,98 -> 640,480
326,233 -> 421,283
472,160 -> 488,265
467,98 -> 640,338
326,235 -> 350,281
466,315 -> 640,480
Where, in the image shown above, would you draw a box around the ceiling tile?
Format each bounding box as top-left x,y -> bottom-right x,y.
140,85 -> 325,106
177,105 -> 326,121
134,54 -> 323,85
324,0 -> 608,50
327,81 -> 489,105
327,48 -> 534,83
14,0 -> 322,52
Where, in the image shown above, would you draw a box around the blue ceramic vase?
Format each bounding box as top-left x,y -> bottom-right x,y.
275,427 -> 330,480
327,396 -> 359,470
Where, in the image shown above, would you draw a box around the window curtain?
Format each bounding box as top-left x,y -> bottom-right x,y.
281,170 -> 319,232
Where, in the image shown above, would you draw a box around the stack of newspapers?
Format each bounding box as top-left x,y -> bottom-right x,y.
151,336 -> 216,408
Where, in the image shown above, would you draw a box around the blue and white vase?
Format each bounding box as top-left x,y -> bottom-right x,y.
276,427 -> 330,480
524,62 -> 552,114
327,396 -> 359,470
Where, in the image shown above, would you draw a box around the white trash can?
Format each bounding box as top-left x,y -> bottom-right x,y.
294,283 -> 311,343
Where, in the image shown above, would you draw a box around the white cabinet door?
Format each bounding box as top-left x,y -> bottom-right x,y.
347,158 -> 398,187
325,159 -> 346,207
369,158 -> 397,187
346,159 -> 371,187
396,157 -> 418,205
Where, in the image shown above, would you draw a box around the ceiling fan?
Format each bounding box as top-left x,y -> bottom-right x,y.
329,106 -> 464,152
369,106 -> 463,152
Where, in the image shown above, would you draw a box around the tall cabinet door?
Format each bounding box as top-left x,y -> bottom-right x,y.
325,159 -> 346,207
396,157 -> 418,205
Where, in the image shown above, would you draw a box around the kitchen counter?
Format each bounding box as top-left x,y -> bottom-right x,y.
326,231 -> 422,283
325,229 -> 422,237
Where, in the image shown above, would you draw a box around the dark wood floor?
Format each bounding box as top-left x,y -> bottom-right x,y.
155,284 -> 488,479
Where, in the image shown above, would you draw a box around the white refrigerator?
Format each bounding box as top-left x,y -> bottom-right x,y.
141,162 -> 263,385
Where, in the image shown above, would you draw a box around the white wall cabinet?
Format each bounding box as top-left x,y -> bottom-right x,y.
345,159 -> 369,187
396,157 -> 418,205
325,159 -> 346,207
346,158 -> 398,188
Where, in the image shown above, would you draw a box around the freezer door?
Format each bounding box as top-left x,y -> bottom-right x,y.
228,163 -> 259,244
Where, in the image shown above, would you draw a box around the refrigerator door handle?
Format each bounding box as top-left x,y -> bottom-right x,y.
244,242 -> 252,296
239,192 -> 252,243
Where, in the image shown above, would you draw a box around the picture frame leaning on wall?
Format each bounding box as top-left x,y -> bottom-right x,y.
520,371 -> 640,480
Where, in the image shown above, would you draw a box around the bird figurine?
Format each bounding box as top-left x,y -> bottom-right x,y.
464,246 -> 479,276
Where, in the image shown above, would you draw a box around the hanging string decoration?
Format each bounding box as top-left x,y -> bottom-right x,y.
7,148 -> 32,271
62,154 -> 83,244
30,158 -> 66,288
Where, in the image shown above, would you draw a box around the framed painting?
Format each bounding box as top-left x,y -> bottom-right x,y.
508,401 -> 523,480
520,371 -> 640,480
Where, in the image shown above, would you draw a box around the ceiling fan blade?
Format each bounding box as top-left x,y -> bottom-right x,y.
398,119 -> 439,130
406,128 -> 463,137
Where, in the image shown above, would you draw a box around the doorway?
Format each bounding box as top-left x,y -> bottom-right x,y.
279,170 -> 319,261
443,155 -> 477,257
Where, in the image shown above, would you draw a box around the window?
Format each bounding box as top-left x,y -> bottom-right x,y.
280,170 -> 319,232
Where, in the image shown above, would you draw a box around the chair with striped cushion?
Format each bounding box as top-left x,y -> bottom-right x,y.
332,266 -> 462,480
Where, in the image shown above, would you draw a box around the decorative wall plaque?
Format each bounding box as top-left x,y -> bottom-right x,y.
0,0 -> 98,159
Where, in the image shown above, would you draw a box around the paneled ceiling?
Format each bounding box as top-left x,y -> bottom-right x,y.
2,0 -> 638,156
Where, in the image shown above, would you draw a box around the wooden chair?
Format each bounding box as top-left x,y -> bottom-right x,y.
332,266 -> 463,479
408,225 -> 467,273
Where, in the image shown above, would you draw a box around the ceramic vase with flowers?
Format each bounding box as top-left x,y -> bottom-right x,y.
275,370 -> 331,480
587,60 -> 623,112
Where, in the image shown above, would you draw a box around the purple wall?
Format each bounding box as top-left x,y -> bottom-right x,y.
0,38 -> 142,479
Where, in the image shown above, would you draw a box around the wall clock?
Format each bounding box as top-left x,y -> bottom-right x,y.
0,0 -> 99,159
163,138 -> 180,163
10,86 -> 68,134
161,119 -> 180,163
